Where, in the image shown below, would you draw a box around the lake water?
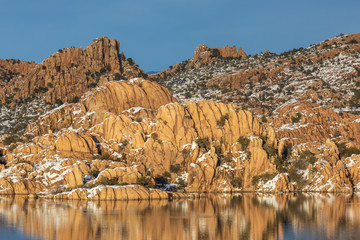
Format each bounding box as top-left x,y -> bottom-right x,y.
1,193 -> 360,240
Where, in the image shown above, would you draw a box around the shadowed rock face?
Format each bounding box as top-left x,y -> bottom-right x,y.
1,193 -> 360,240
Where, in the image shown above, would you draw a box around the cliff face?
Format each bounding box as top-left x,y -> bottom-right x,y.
149,33 -> 360,174
0,59 -> 37,105
1,78 -> 359,197
0,37 -> 146,105
0,78 -> 288,196
1,34 -> 360,198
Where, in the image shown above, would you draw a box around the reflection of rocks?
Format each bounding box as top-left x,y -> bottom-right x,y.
1,194 -> 360,240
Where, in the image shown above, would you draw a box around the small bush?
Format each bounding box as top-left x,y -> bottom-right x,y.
55,99 -> 63,105
47,82 -> 54,88
335,142 -> 360,159
127,58 -> 135,66
97,176 -> 119,185
215,145 -> 222,156
231,177 -> 242,188
70,96 -> 79,103
3,135 -> 23,145
93,153 -> 112,160
217,113 -> 230,128
163,171 -> 171,178
155,175 -> 168,185
135,117 -> 143,122
181,148 -> 190,156
343,147 -> 360,158
288,168 -> 307,189
238,136 -> 250,150
114,73 -> 121,80
252,172 -> 276,186
184,92 -> 192,98
151,132 -> 158,140
89,170 -> 100,178
222,154 -> 232,163
291,113 -> 302,124
119,140 -> 128,149
348,39 -> 358,44
170,164 -> 182,174
264,144 -> 277,157
136,176 -> 151,187
196,137 -> 211,151
177,178 -> 187,189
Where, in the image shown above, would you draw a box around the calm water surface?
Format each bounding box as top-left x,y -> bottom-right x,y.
0,193 -> 360,240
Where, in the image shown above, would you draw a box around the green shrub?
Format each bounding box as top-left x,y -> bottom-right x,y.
196,137 -> 211,151
181,148 -> 190,156
151,132 -> 158,140
217,113 -> 230,128
163,171 -> 171,178
170,164 -> 182,174
291,113 -> 302,124
299,150 -> 316,164
135,117 -> 143,122
177,178 -> 187,189
55,99 -> 63,105
222,154 -> 232,163
261,115 -> 267,123
127,58 -> 135,66
184,92 -> 192,98
93,153 -> 112,160
3,135 -> 23,145
231,177 -> 242,188
342,147 -> 360,158
97,176 -> 119,185
264,144 -> 277,157
215,145 -> 222,156
288,168 -> 307,189
348,39 -> 358,44
114,73 -> 121,80
136,176 -> 150,186
70,96 -> 79,103
238,136 -> 250,150
155,174 -> 168,185
119,140 -> 128,149
335,142 -> 360,159
252,172 -> 276,185
89,170 -> 100,178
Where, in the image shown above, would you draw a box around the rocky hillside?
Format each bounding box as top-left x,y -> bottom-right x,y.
1,77 -> 360,198
1,34 -> 360,199
150,33 -> 360,155
0,37 -> 147,135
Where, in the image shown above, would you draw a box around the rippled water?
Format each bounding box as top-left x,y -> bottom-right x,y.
1,193 -> 360,240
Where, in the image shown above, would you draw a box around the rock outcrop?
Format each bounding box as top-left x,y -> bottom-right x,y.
149,43 -> 247,79
0,37 -> 147,105
2,34 -> 360,199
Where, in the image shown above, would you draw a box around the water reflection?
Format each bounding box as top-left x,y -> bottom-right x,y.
1,193 -> 360,240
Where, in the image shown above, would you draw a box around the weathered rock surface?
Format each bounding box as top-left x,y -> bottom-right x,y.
2,34 -> 360,199
0,37 -> 147,106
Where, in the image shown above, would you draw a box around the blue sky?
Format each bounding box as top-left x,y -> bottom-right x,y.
0,0 -> 359,71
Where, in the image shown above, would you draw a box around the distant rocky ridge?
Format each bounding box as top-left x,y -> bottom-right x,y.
150,44 -> 247,80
